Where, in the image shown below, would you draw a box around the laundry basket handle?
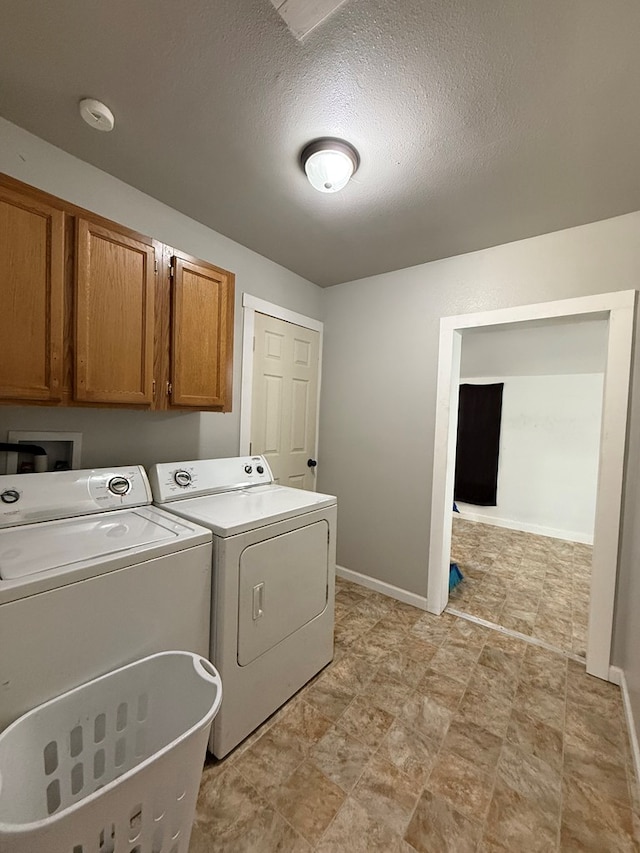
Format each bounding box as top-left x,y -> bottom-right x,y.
193,656 -> 221,684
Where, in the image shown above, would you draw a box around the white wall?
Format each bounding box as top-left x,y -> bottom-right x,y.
0,119 -> 323,471
456,374 -> 604,543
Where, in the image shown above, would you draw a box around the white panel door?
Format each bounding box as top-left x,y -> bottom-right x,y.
251,312 -> 320,489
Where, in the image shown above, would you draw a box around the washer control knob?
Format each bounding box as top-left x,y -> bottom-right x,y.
257,465 -> 264,474
108,476 -> 131,496
0,489 -> 20,504
174,470 -> 192,487
244,465 -> 253,474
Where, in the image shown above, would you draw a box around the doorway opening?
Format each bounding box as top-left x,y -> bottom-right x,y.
427,291 -> 636,681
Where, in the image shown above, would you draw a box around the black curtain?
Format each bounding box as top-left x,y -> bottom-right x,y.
454,383 -> 504,506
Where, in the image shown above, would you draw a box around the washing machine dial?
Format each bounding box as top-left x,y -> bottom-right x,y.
174,470 -> 192,487
0,489 -> 20,504
244,464 -> 253,474
108,476 -> 131,496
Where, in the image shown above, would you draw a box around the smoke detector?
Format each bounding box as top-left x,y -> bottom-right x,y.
79,98 -> 115,132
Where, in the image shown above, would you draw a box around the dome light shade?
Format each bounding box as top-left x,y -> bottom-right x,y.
301,139 -> 359,193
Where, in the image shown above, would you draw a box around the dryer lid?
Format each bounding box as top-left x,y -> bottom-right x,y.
161,484 -> 336,536
0,510 -> 178,580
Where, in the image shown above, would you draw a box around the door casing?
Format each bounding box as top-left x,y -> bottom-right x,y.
427,289 -> 637,681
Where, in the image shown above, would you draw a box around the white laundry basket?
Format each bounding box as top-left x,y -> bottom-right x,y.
0,651 -> 222,853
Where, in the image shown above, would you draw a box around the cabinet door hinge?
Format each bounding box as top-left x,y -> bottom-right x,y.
154,258 -> 158,274
169,261 -> 174,280
166,381 -> 172,396
152,379 -> 156,398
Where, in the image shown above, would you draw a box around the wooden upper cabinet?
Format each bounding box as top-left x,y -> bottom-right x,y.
75,219 -> 156,405
0,186 -> 65,401
170,253 -> 234,410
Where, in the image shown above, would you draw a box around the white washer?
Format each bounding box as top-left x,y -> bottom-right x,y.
0,466 -> 212,733
148,456 -> 337,758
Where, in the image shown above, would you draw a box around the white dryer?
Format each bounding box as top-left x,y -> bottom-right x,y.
0,466 -> 212,733
148,456 -> 337,758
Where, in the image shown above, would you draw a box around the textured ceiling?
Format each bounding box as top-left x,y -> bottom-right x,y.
1,0 -> 639,286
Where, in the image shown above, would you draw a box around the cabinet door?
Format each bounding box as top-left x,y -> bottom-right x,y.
0,187 -> 64,401
170,255 -> 234,409
75,219 -> 155,404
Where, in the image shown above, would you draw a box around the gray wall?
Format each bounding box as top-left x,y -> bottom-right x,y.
318,212 -> 640,724
0,119 -> 323,470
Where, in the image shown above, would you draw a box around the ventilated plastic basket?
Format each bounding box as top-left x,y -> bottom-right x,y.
0,651 -> 222,853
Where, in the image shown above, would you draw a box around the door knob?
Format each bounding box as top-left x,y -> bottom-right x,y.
307,459 -> 317,468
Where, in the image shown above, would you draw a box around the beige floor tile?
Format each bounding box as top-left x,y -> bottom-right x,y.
338,695 -> 394,749
409,614 -> 451,646
563,741 -> 631,807
404,789 -> 482,853
275,700 -> 334,752
309,725 -> 374,792
316,797 -> 410,853
513,682 -> 566,732
560,774 -> 637,852
416,667 -> 467,712
361,671 -> 414,716
303,672 -> 356,722
400,692 -> 453,744
351,753 -> 421,836
456,685 -> 513,738
234,725 -> 306,799
496,743 -> 561,815
427,748 -> 495,822
429,644 -> 480,684
274,761 -> 346,844
483,777 -> 560,853
377,719 -> 440,786
442,717 -> 504,775
506,707 -> 564,773
467,661 -> 517,702
190,765 -> 311,853
375,649 -> 429,688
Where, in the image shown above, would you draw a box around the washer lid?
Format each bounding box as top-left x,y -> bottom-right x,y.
0,509 -> 178,580
161,484 -> 336,536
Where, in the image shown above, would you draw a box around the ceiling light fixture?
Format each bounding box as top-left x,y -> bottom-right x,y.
301,138 -> 359,193
79,98 -> 115,132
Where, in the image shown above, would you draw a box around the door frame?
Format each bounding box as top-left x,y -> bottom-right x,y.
427,289 -> 637,681
239,294 -> 324,483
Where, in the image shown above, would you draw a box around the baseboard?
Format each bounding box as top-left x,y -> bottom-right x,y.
336,565 -> 428,611
608,665 -> 622,686
614,666 -> 640,790
454,507 -> 594,545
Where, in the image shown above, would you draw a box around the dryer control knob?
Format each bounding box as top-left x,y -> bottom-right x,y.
244,465 -> 253,474
174,470 -> 192,487
108,476 -> 131,496
0,489 -> 20,504
257,465 -> 264,474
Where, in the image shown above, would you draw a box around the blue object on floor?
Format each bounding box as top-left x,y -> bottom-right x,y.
449,562 -> 464,591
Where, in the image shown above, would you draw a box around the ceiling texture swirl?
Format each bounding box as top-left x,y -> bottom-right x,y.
1,0 -> 639,286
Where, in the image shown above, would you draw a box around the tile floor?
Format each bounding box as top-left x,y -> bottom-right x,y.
450,517 -> 591,658
189,577 -> 639,852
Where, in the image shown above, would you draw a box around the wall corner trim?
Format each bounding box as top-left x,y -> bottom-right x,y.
611,665 -> 640,790
335,565 -> 428,611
